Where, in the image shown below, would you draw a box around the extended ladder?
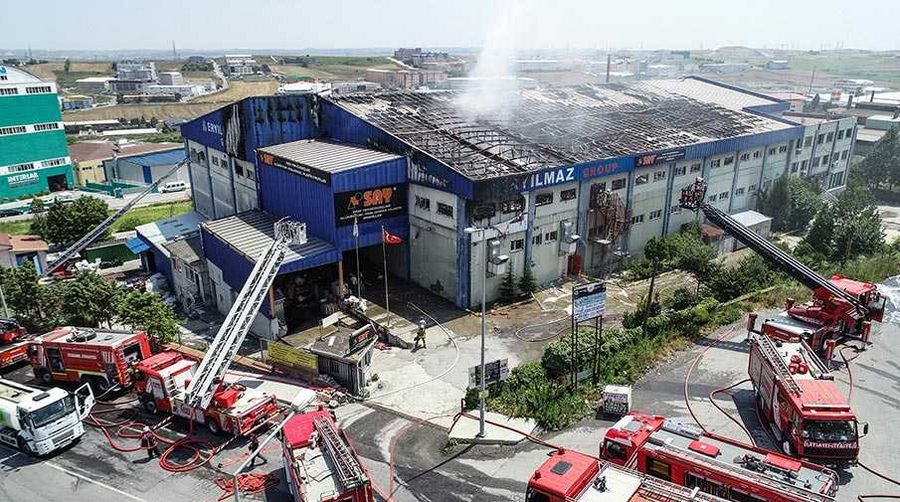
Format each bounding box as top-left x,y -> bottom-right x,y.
754,334 -> 803,395
648,439 -> 835,502
314,416 -> 365,490
679,178 -> 865,315
638,476 -> 721,502
43,159 -> 189,277
183,220 -> 306,409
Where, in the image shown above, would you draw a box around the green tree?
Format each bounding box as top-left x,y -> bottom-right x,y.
61,271 -> 122,328
857,127 -> 899,190
758,176 -> 792,231
29,197 -> 45,214
499,268 -> 517,301
518,267 -> 538,295
831,205 -> 884,262
116,291 -> 180,347
63,58 -> 71,73
804,205 -> 836,256
785,177 -> 822,232
34,197 -> 110,246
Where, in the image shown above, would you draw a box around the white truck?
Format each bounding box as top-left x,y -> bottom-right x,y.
0,379 -> 94,455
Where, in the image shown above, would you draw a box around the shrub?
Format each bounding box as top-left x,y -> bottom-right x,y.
666,287 -> 699,311
518,267 -> 538,295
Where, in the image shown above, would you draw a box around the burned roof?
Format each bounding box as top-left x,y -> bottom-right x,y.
327,81 -> 792,181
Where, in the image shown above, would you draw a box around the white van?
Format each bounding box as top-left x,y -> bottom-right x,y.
159,181 -> 188,193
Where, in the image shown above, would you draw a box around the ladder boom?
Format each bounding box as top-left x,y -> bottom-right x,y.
183,220 -> 306,409
43,158 -> 189,277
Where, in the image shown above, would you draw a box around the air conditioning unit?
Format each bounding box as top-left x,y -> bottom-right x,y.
558,220 -> 579,256
485,238 -> 509,276
795,149 -> 802,155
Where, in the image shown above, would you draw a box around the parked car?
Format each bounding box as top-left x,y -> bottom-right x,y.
0,207 -> 25,218
159,181 -> 189,193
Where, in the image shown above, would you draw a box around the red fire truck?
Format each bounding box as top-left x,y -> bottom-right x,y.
528,448 -> 727,502
748,332 -> 865,465
600,413 -> 839,502
0,318 -> 29,369
281,408 -> 374,502
28,327 -> 152,392
133,350 -> 280,436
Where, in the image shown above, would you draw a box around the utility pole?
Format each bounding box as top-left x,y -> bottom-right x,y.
808,67 -> 816,95
172,40 -> 177,62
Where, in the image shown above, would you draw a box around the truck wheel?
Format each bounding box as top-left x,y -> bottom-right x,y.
143,399 -> 158,414
16,436 -> 32,454
92,377 -> 110,394
36,369 -> 53,385
207,418 -> 222,436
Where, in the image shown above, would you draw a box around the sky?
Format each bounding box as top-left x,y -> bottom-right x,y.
2,0 -> 898,52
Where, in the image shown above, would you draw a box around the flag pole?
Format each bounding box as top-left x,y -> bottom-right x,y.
382,225 -> 390,326
354,217 -> 361,297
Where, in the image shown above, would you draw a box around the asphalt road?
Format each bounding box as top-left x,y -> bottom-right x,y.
0,363 -> 292,502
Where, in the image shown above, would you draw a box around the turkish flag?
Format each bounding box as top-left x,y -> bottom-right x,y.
382,227 -> 403,245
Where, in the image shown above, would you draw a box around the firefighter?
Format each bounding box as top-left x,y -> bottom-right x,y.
414,319 -> 427,349
140,426 -> 160,460
248,434 -> 266,467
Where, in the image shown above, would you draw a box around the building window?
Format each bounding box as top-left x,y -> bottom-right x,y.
611,178 -> 626,190
635,174 -> 649,185
801,160 -> 808,170
768,147 -> 776,155
545,230 -> 558,241
510,239 -> 524,252
532,234 -> 543,245
826,132 -> 834,142
535,192 -> 554,206
846,127 -> 853,138
791,162 -> 798,173
670,204 -> 681,214
33,122 -> 59,132
739,153 -> 750,161
718,192 -> 728,200
436,202 -> 454,218
415,196 -> 430,210
812,157 -> 820,167
804,136 -> 813,147
8,163 -> 35,173
674,165 -> 686,176
501,197 -> 524,214
212,156 -> 219,166
778,145 -> 788,153
41,158 -> 65,167
748,184 -> 757,192
724,155 -> 734,166
753,150 -> 762,159
837,129 -> 844,140
0,88 -> 17,96
560,188 -> 576,201
822,155 -> 830,166
690,163 -> 702,173
654,170 -> 666,181
817,134 -> 825,144
25,85 -> 52,94
735,187 -> 745,196
649,209 -> 662,220
0,125 -> 27,136
245,166 -> 255,180
841,150 -> 849,160
710,158 -> 721,168
631,214 -> 644,225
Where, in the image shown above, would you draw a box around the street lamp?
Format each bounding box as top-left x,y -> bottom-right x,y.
464,218 -> 515,439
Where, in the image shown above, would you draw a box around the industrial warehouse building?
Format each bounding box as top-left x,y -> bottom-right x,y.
173,77 -> 856,338
0,65 -> 74,199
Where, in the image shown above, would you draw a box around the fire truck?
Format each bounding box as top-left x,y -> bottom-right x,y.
600,413 -> 839,502
281,408 -> 374,502
527,448 -> 727,502
0,318 -> 29,369
748,332 -> 864,465
133,350 -> 279,436
28,327 -> 152,392
680,178 -> 885,354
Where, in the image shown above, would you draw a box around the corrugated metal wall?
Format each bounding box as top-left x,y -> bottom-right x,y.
258,161 -> 336,243
200,226 -> 252,293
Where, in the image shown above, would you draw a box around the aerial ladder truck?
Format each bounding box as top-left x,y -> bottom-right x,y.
42,158 -> 190,278
679,177 -> 886,354
134,219 -> 309,435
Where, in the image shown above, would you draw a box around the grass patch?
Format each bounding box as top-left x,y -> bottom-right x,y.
53,70 -> 106,89
0,219 -> 35,235
110,201 -> 193,232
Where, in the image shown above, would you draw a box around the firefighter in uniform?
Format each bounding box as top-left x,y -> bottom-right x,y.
140,426 -> 160,460
414,319 -> 427,349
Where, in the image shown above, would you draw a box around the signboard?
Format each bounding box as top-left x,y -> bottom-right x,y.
267,342 -> 318,372
349,326 -> 378,353
573,281 -> 606,322
258,151 -> 332,185
7,172 -> 40,188
635,148 -> 686,168
334,185 -> 407,227
468,358 -> 509,388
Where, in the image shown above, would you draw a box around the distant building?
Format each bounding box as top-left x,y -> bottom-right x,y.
766,60 -> 790,70
223,55 -> 259,76
158,71 -> 184,86
103,147 -> 188,186
365,68 -> 446,89
331,81 -> 382,95
61,95 -> 94,111
278,81 -> 332,95
0,65 -> 74,199
699,62 -> 751,74
0,233 -> 49,274
143,84 -> 206,99
393,48 -> 450,67
116,61 -> 157,82
515,59 -> 575,73
76,76 -> 114,93
68,140 -> 181,185
109,79 -> 145,94
834,79 -> 874,95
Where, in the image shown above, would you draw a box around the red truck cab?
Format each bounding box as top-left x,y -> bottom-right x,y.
0,318 -> 29,369
28,327 -> 151,392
